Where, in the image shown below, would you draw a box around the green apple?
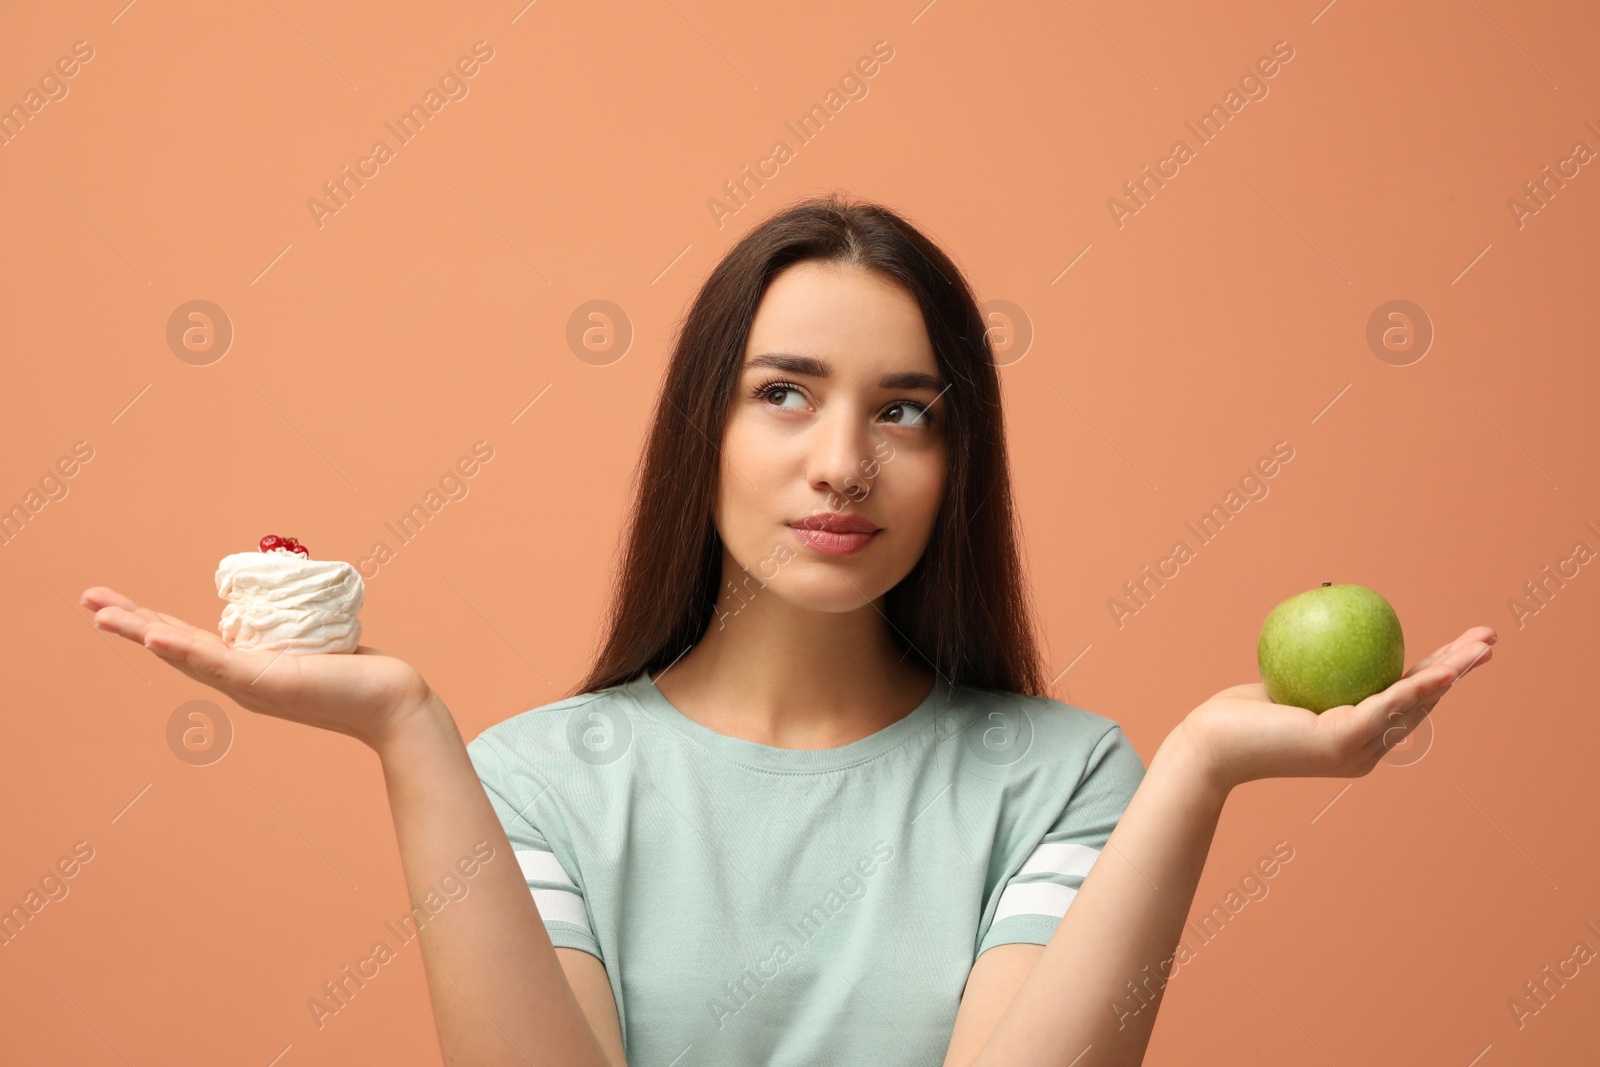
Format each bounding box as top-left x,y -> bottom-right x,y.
1257,582 -> 1405,713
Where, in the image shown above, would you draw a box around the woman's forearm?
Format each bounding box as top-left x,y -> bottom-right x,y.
376,692 -> 612,1067
972,723 -> 1230,1067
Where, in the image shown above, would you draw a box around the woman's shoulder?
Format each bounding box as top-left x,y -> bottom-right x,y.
946,683 -> 1144,791
466,677 -> 641,775
955,683 -> 1131,747
950,686 -> 1147,839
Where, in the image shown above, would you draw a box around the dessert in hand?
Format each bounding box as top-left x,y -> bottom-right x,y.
215,535 -> 365,654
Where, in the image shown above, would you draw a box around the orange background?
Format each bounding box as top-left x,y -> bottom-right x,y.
2,0 -> 1597,1063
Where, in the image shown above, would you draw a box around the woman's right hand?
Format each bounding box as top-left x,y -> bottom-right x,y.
81,585 -> 435,752
84,586 -> 623,1067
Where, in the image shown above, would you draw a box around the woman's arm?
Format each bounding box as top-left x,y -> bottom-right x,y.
80,587 -> 619,1067
959,627 -> 1494,1067
959,723 -> 1225,1067
377,692 -> 621,1067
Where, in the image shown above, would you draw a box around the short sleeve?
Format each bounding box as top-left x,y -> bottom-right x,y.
977,724 -> 1146,956
467,733 -> 604,963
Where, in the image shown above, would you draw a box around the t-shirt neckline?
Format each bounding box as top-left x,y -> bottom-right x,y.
622,667 -> 955,773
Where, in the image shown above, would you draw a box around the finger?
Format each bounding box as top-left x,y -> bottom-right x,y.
1449,643 -> 1494,682
1338,636 -> 1490,762
1401,638 -> 1462,680
1401,627 -> 1497,679
1355,663 -> 1457,745
143,607 -> 225,645
1421,642 -> 1493,691
116,602 -> 225,646
143,624 -> 281,698
83,588 -> 228,645
81,586 -> 139,612
143,633 -> 218,690
1371,641 -> 1493,748
92,603 -> 161,645
1368,692 -> 1438,756
95,603 -> 225,650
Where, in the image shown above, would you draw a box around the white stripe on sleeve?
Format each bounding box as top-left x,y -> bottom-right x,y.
994,881 -> 1079,923
1016,841 -> 1101,879
532,889 -> 592,931
515,848 -> 591,932
516,848 -> 577,889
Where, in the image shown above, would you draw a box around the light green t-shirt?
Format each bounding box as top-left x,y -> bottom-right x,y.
466,667 -> 1146,1067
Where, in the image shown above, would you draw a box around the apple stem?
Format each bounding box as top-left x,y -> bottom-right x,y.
1322,581 -> 1331,586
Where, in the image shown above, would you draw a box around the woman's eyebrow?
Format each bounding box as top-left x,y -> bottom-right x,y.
745,352 -> 944,392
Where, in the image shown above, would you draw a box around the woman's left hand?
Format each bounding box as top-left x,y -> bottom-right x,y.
1176,626 -> 1497,793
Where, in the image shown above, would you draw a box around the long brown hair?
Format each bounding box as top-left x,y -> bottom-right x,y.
570,192 -> 1049,699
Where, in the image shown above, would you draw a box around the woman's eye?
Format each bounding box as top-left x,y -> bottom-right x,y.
883,401 -> 933,427
755,382 -> 810,410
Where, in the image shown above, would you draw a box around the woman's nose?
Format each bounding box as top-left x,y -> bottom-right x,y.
806,408 -> 874,503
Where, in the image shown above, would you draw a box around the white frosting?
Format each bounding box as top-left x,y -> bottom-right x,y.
215,549 -> 364,654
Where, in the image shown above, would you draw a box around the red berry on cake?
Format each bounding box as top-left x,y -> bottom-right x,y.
259,534 -> 284,552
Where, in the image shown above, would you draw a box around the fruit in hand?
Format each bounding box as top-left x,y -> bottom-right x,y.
1257,582 -> 1405,713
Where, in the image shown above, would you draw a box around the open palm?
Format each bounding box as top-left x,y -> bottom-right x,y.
1184,625 -> 1497,790
81,585 -> 432,750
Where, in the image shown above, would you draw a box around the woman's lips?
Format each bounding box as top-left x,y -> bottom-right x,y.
789,526 -> 880,555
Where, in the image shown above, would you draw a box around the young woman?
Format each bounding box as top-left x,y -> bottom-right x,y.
83,194 -> 1494,1066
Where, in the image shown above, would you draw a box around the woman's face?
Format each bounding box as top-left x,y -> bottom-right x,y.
715,259 -> 949,615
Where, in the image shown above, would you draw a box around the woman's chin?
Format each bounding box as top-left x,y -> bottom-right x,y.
774,580 -> 893,616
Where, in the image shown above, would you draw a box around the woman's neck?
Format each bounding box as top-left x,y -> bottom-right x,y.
649,585 -> 935,750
